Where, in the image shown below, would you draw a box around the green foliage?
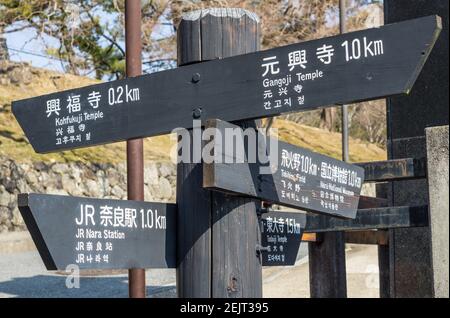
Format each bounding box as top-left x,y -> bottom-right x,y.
1,0 -> 171,80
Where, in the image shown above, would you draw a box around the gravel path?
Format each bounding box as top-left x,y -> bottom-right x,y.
0,244 -> 378,298
0,250 -> 176,298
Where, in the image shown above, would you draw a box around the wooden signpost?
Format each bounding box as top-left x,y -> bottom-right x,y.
10,7 -> 442,298
18,191 -> 428,269
18,193 -> 177,270
18,193 -> 308,269
203,119 -> 365,219
12,15 -> 441,154
259,203 -> 430,266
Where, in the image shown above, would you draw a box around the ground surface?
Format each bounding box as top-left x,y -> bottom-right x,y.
263,244 -> 380,298
0,241 -> 378,298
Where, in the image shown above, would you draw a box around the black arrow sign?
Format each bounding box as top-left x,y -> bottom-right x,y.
203,119 -> 365,219
259,204 -> 430,266
260,211 -> 305,266
19,193 -> 314,269
13,16 -> 441,153
18,193 -> 177,270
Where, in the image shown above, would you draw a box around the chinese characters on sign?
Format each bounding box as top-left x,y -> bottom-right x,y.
73,202 -> 167,266
18,194 -> 176,270
279,148 -> 362,214
46,85 -> 140,147
260,35 -> 384,112
260,212 -> 305,266
203,119 -> 365,219
13,16 -> 439,153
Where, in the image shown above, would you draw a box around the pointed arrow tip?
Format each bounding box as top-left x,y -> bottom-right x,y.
18,193 -> 30,207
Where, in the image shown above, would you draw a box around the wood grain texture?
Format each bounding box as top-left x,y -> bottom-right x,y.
358,195 -> 388,209
176,8 -> 262,298
203,119 -> 365,219
356,158 -> 426,182
308,231 -> 347,298
264,205 -> 428,233
176,158 -> 212,297
345,231 -> 389,245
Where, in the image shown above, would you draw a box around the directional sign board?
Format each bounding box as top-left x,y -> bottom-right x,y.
259,204 -> 430,266
13,16 -> 440,153
260,211 -> 305,266
203,119 -> 365,219
18,193 -> 176,270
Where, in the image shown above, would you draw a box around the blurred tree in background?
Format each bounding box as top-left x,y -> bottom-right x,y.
0,0 -> 173,79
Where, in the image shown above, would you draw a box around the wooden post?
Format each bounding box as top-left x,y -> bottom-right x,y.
308,0 -> 349,299
308,232 -> 347,298
176,8 -> 262,298
378,244 -> 390,298
376,183 -> 390,298
385,0 -> 448,297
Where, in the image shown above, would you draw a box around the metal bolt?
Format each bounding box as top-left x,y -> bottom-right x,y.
256,244 -> 271,260
256,206 -> 269,216
192,107 -> 202,119
192,73 -> 201,83
256,244 -> 271,253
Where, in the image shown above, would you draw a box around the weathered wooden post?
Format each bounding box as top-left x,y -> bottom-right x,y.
307,0 -> 350,298
176,8 -> 263,298
308,0 -> 348,294
307,0 -> 351,299
308,232 -> 347,297
384,0 -> 448,298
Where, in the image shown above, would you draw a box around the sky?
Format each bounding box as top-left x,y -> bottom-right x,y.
3,6 -> 175,78
5,24 -> 65,73
3,1 -> 381,79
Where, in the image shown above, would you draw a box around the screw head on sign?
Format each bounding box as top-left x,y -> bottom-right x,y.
193,107 -> 202,119
192,73 -> 201,83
